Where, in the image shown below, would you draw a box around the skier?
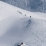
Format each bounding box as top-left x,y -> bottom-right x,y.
25,14 -> 26,16
21,42 -> 23,45
17,10 -> 22,14
17,42 -> 27,46
17,42 -> 23,46
30,16 -> 31,17
20,42 -> 27,46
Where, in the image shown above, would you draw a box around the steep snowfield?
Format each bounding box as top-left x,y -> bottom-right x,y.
0,1 -> 46,46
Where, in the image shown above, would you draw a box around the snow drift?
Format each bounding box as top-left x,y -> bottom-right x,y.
0,1 -> 46,46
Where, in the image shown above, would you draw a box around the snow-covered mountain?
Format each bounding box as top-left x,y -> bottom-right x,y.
0,1 -> 46,46
1,0 -> 46,12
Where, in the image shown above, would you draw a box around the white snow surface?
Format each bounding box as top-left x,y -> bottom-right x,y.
0,1 -> 46,46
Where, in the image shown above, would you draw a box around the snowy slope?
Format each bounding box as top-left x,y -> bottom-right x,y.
0,1 -> 46,46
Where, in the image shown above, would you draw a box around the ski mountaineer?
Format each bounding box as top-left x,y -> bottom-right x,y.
17,42 -> 23,46
30,16 -> 31,17
17,42 -> 27,46
20,42 -> 27,46
25,14 -> 26,16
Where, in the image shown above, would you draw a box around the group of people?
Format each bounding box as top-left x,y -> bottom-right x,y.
25,14 -> 31,17
17,10 -> 31,18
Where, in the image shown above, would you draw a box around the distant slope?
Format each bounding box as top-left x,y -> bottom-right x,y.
1,0 -> 46,12
0,1 -> 46,20
0,1 -> 46,46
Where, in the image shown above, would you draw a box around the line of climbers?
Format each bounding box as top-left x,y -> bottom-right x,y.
17,10 -> 31,17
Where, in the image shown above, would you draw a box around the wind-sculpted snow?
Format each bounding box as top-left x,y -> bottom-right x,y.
0,1 -> 46,46
0,16 -> 46,46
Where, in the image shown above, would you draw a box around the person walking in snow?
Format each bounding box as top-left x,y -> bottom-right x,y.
25,14 -> 26,16
17,42 -> 27,46
20,42 -> 27,46
17,42 -> 23,46
30,16 -> 31,17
